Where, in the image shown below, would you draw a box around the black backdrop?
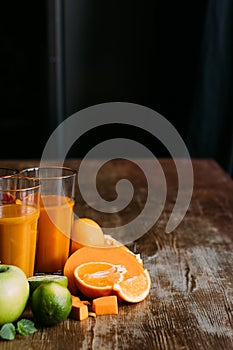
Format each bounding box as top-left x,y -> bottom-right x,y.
1,0 -> 232,176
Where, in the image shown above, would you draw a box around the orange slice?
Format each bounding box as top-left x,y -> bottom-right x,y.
114,269 -> 151,303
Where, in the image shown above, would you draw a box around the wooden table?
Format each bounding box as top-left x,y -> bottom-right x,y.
0,158 -> 233,350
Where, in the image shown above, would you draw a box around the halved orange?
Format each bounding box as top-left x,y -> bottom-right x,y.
74,261 -> 151,303
74,262 -> 125,299
64,246 -> 144,295
65,246 -> 151,303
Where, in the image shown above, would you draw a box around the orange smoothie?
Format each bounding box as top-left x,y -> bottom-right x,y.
0,204 -> 40,277
35,195 -> 74,273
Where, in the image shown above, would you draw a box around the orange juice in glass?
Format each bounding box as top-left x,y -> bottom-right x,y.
20,166 -> 76,273
0,177 -> 40,277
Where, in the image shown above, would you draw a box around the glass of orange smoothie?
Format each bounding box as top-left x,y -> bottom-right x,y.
0,177 -> 40,277
20,166 -> 76,274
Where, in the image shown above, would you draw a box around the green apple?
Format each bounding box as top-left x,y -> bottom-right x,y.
0,264 -> 30,326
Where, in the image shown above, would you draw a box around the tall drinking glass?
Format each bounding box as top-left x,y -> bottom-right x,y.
20,166 -> 76,274
0,176 -> 40,277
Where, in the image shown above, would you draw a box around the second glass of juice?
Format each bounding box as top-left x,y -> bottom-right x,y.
20,166 -> 77,274
0,176 -> 40,277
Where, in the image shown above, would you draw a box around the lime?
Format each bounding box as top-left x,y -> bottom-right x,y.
31,282 -> 72,326
28,275 -> 68,294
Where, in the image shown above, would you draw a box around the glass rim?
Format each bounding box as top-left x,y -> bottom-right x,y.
20,166 -> 77,180
0,176 -> 40,192
0,167 -> 19,178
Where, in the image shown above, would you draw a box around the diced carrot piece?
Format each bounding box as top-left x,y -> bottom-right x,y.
70,295 -> 89,320
92,295 -> 118,315
71,295 -> 90,306
72,295 -> 81,303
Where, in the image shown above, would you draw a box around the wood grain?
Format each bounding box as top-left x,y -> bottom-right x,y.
0,158 -> 233,349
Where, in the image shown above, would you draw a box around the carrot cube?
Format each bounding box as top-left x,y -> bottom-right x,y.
92,295 -> 118,315
70,295 -> 89,321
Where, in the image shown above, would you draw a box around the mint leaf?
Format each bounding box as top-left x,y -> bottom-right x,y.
16,319 -> 37,336
0,323 -> 16,340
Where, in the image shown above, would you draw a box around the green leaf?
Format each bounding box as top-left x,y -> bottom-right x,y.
0,323 -> 16,340
16,319 -> 37,336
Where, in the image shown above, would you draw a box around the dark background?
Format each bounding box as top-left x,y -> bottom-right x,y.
1,0 -> 232,176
